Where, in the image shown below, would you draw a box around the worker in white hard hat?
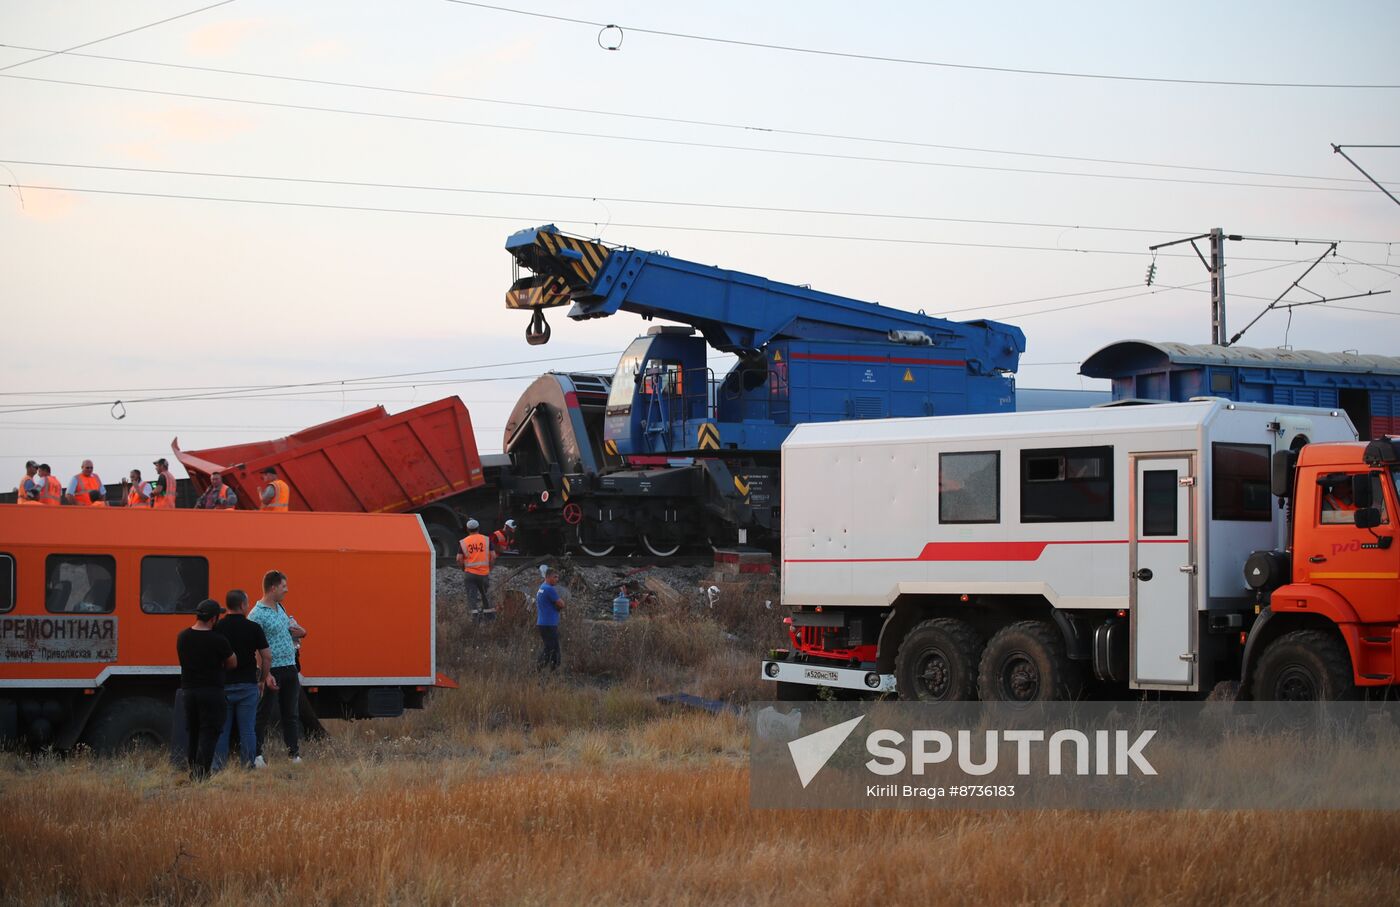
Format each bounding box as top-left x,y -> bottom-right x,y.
491,519 -> 519,556
456,518 -> 493,620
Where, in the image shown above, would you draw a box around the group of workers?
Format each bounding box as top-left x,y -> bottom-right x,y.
175,569 -> 306,779
456,518 -> 518,619
455,519 -> 565,671
14,458 -> 292,511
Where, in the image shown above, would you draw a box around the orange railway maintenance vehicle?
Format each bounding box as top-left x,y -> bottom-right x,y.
0,506 -> 446,752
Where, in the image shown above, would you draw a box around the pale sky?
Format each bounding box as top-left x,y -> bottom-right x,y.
3,0 -> 1398,485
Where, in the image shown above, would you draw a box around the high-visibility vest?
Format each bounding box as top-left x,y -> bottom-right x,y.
18,474 -> 35,500
263,478 -> 290,512
460,533 -> 491,575
127,486 -> 150,508
153,469 -> 177,509
39,476 -> 62,506
90,499 -> 108,508
71,473 -> 102,506
491,529 -> 509,551
209,485 -> 235,509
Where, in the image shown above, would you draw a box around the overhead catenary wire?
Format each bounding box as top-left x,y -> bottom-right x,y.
0,1 -> 237,73
443,0 -> 1400,90
0,44 -> 1393,188
0,73 -> 1388,195
5,159 -> 1396,247
7,182 -> 1391,270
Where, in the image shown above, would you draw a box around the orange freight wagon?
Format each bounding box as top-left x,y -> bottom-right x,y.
0,505 -> 446,752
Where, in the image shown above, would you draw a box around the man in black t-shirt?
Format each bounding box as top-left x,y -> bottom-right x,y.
212,589 -> 270,771
176,599 -> 235,779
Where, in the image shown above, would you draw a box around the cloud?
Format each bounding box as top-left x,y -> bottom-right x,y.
185,18 -> 268,57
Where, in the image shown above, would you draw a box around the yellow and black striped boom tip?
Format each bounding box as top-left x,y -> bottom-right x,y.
509,228 -> 613,296
506,274 -> 572,310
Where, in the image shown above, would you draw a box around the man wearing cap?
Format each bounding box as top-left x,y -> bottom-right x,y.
67,460 -> 104,506
124,469 -> 152,508
457,519 -> 492,620
259,467 -> 290,513
176,599 -> 236,779
151,458 -> 177,509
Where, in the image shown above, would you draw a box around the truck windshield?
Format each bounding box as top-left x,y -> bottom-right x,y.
607,338 -> 652,410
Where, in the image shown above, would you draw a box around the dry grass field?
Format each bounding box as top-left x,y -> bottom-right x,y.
4,567 -> 1400,905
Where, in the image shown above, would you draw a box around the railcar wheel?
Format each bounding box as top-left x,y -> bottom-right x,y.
641,533 -> 681,558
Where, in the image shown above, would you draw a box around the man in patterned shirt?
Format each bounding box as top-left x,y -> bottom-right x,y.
249,569 -> 307,766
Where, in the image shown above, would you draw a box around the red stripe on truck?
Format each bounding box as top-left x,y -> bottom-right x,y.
785,538 -> 1184,564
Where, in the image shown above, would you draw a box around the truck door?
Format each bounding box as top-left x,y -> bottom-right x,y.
1130,454 -> 1196,688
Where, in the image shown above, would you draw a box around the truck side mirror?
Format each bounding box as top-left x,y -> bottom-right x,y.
1270,450 -> 1296,498
1355,507 -> 1383,530
1351,473 -> 1374,509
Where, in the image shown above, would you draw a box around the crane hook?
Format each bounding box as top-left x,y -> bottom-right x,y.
526,309 -> 552,345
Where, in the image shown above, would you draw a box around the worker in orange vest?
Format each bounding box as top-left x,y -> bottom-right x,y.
87,489 -> 109,508
16,460 -> 42,505
67,460 -> 104,506
491,519 -> 519,555
151,458 -> 178,509
195,472 -> 239,510
457,519 -> 493,620
259,467 -> 290,512
124,469 -> 153,508
36,465 -> 62,506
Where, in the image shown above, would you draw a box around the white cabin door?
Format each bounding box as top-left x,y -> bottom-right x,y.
1130,455 -> 1196,688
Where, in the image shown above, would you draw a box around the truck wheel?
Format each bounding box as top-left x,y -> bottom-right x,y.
426,523 -> 461,563
82,696 -> 172,755
978,621 -> 1081,703
895,618 -> 982,701
1252,630 -> 1358,701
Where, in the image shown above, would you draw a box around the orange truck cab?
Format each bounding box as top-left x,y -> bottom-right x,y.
0,505 -> 450,752
1241,437 -> 1400,698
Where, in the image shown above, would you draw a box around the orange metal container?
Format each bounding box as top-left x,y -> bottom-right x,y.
173,396 -> 485,513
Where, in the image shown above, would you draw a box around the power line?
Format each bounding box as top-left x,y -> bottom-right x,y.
0,72 -> 1385,194
0,44 -> 1391,188
0,350 -> 622,398
7,159 -> 1395,247
444,1 -> 1400,91
0,1 -> 237,73
8,181 -> 1381,266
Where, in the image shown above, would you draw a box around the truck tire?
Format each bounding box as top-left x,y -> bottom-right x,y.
896,618 -> 982,701
82,696 -> 173,755
978,620 -> 1081,703
1251,630 -> 1358,701
426,523 -> 461,563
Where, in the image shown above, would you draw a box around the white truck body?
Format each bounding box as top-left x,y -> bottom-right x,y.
780,399 -> 1356,691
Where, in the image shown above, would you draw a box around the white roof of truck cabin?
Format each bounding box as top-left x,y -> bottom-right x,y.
783,398 -> 1352,449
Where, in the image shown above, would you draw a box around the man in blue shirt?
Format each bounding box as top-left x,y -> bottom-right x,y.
535,567 -> 564,671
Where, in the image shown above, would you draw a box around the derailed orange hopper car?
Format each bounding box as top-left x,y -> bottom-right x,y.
0,505 -> 448,752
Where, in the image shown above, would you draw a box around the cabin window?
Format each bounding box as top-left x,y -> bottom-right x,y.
1020,446 -> 1114,523
0,554 -> 13,613
45,555 -> 116,614
1141,470 -> 1179,537
939,451 -> 1000,524
1211,443 -> 1272,522
1320,474 -> 1389,525
141,556 -> 210,614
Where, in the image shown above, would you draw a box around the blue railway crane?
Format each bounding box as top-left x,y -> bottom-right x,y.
501,224 -> 1027,555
